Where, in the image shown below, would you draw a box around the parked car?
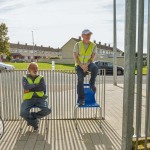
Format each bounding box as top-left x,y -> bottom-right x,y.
11,59 -> 26,63
0,62 -> 15,71
94,61 -> 124,75
0,65 -> 5,72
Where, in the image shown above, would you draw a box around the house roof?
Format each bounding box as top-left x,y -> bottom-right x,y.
61,37 -> 123,53
11,53 -> 23,56
10,43 -> 62,52
61,38 -> 79,49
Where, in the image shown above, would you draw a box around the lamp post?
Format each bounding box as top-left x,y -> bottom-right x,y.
113,0 -> 117,85
32,31 -> 35,62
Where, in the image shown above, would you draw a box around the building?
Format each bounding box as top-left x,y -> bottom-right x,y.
9,42 -> 62,61
0,38 -> 124,66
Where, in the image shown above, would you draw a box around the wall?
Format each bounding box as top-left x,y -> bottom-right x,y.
38,58 -> 75,64
62,39 -> 76,59
94,54 -> 125,67
38,57 -> 125,67
96,57 -> 125,68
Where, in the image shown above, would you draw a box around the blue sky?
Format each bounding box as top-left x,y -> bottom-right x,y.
0,0 -> 148,52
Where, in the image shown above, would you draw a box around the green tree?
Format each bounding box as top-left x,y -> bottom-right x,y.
0,23 -> 10,56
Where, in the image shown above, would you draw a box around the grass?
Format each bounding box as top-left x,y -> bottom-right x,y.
5,62 -> 148,74
5,62 -> 75,70
135,66 -> 147,75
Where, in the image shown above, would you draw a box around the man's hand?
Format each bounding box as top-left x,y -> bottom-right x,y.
80,64 -> 88,72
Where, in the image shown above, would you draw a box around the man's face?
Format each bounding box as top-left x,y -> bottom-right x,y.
29,64 -> 38,76
82,33 -> 92,42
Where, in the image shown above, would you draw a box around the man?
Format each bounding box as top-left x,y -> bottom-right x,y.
73,29 -> 98,106
20,62 -> 51,130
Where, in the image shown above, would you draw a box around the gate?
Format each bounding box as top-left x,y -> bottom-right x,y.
0,70 -> 105,121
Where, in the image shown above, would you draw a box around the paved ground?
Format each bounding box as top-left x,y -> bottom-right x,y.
0,84 -> 147,150
104,75 -> 147,84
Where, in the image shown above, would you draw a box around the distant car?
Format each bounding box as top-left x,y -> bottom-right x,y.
0,65 -> 5,72
94,61 -> 124,75
0,62 -> 15,71
11,59 -> 26,63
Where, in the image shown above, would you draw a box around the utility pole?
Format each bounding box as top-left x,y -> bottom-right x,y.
113,0 -> 117,85
135,0 -> 144,149
32,31 -> 35,62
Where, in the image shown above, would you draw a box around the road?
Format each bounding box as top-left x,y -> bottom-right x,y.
104,75 -> 147,84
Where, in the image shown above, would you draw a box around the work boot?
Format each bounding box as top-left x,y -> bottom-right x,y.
33,125 -> 39,131
33,119 -> 40,131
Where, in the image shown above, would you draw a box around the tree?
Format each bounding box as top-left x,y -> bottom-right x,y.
0,23 -> 10,57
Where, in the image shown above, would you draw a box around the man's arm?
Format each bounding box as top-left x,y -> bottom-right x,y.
22,77 -> 37,90
73,43 -> 82,66
29,77 -> 46,93
73,52 -> 81,66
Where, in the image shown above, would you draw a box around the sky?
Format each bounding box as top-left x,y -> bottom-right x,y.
0,0 -> 148,52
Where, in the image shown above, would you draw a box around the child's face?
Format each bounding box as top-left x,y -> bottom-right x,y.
29,65 -> 38,76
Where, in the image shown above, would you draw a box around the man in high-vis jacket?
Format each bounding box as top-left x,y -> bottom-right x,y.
20,62 -> 51,130
73,29 -> 98,106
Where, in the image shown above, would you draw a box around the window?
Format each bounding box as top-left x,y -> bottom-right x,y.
103,62 -> 108,66
97,61 -> 103,67
18,49 -> 23,53
107,62 -> 113,67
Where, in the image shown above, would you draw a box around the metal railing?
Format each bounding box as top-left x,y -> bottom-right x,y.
0,70 -> 105,121
123,0 -> 150,149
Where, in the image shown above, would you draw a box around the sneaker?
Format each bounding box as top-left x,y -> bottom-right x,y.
78,99 -> 85,106
33,126 -> 39,131
90,85 -> 96,93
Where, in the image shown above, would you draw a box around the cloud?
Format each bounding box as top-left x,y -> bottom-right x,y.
0,3 -> 25,13
0,0 -> 148,52
34,0 -> 70,5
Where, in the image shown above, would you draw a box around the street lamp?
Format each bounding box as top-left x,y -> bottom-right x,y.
113,0 -> 117,85
32,31 -> 35,62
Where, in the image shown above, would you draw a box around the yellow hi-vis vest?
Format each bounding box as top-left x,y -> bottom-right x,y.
75,41 -> 96,66
23,75 -> 45,100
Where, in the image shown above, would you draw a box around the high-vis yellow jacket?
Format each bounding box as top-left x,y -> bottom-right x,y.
23,75 -> 45,100
75,41 -> 96,66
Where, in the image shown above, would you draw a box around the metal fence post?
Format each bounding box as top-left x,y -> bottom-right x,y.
135,0 -> 144,149
145,0 -> 150,148
121,0 -> 137,149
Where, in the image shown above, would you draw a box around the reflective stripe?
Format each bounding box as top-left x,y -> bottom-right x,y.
23,75 -> 45,100
78,55 -> 91,58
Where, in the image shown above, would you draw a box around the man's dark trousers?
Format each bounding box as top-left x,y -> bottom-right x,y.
75,63 -> 98,101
